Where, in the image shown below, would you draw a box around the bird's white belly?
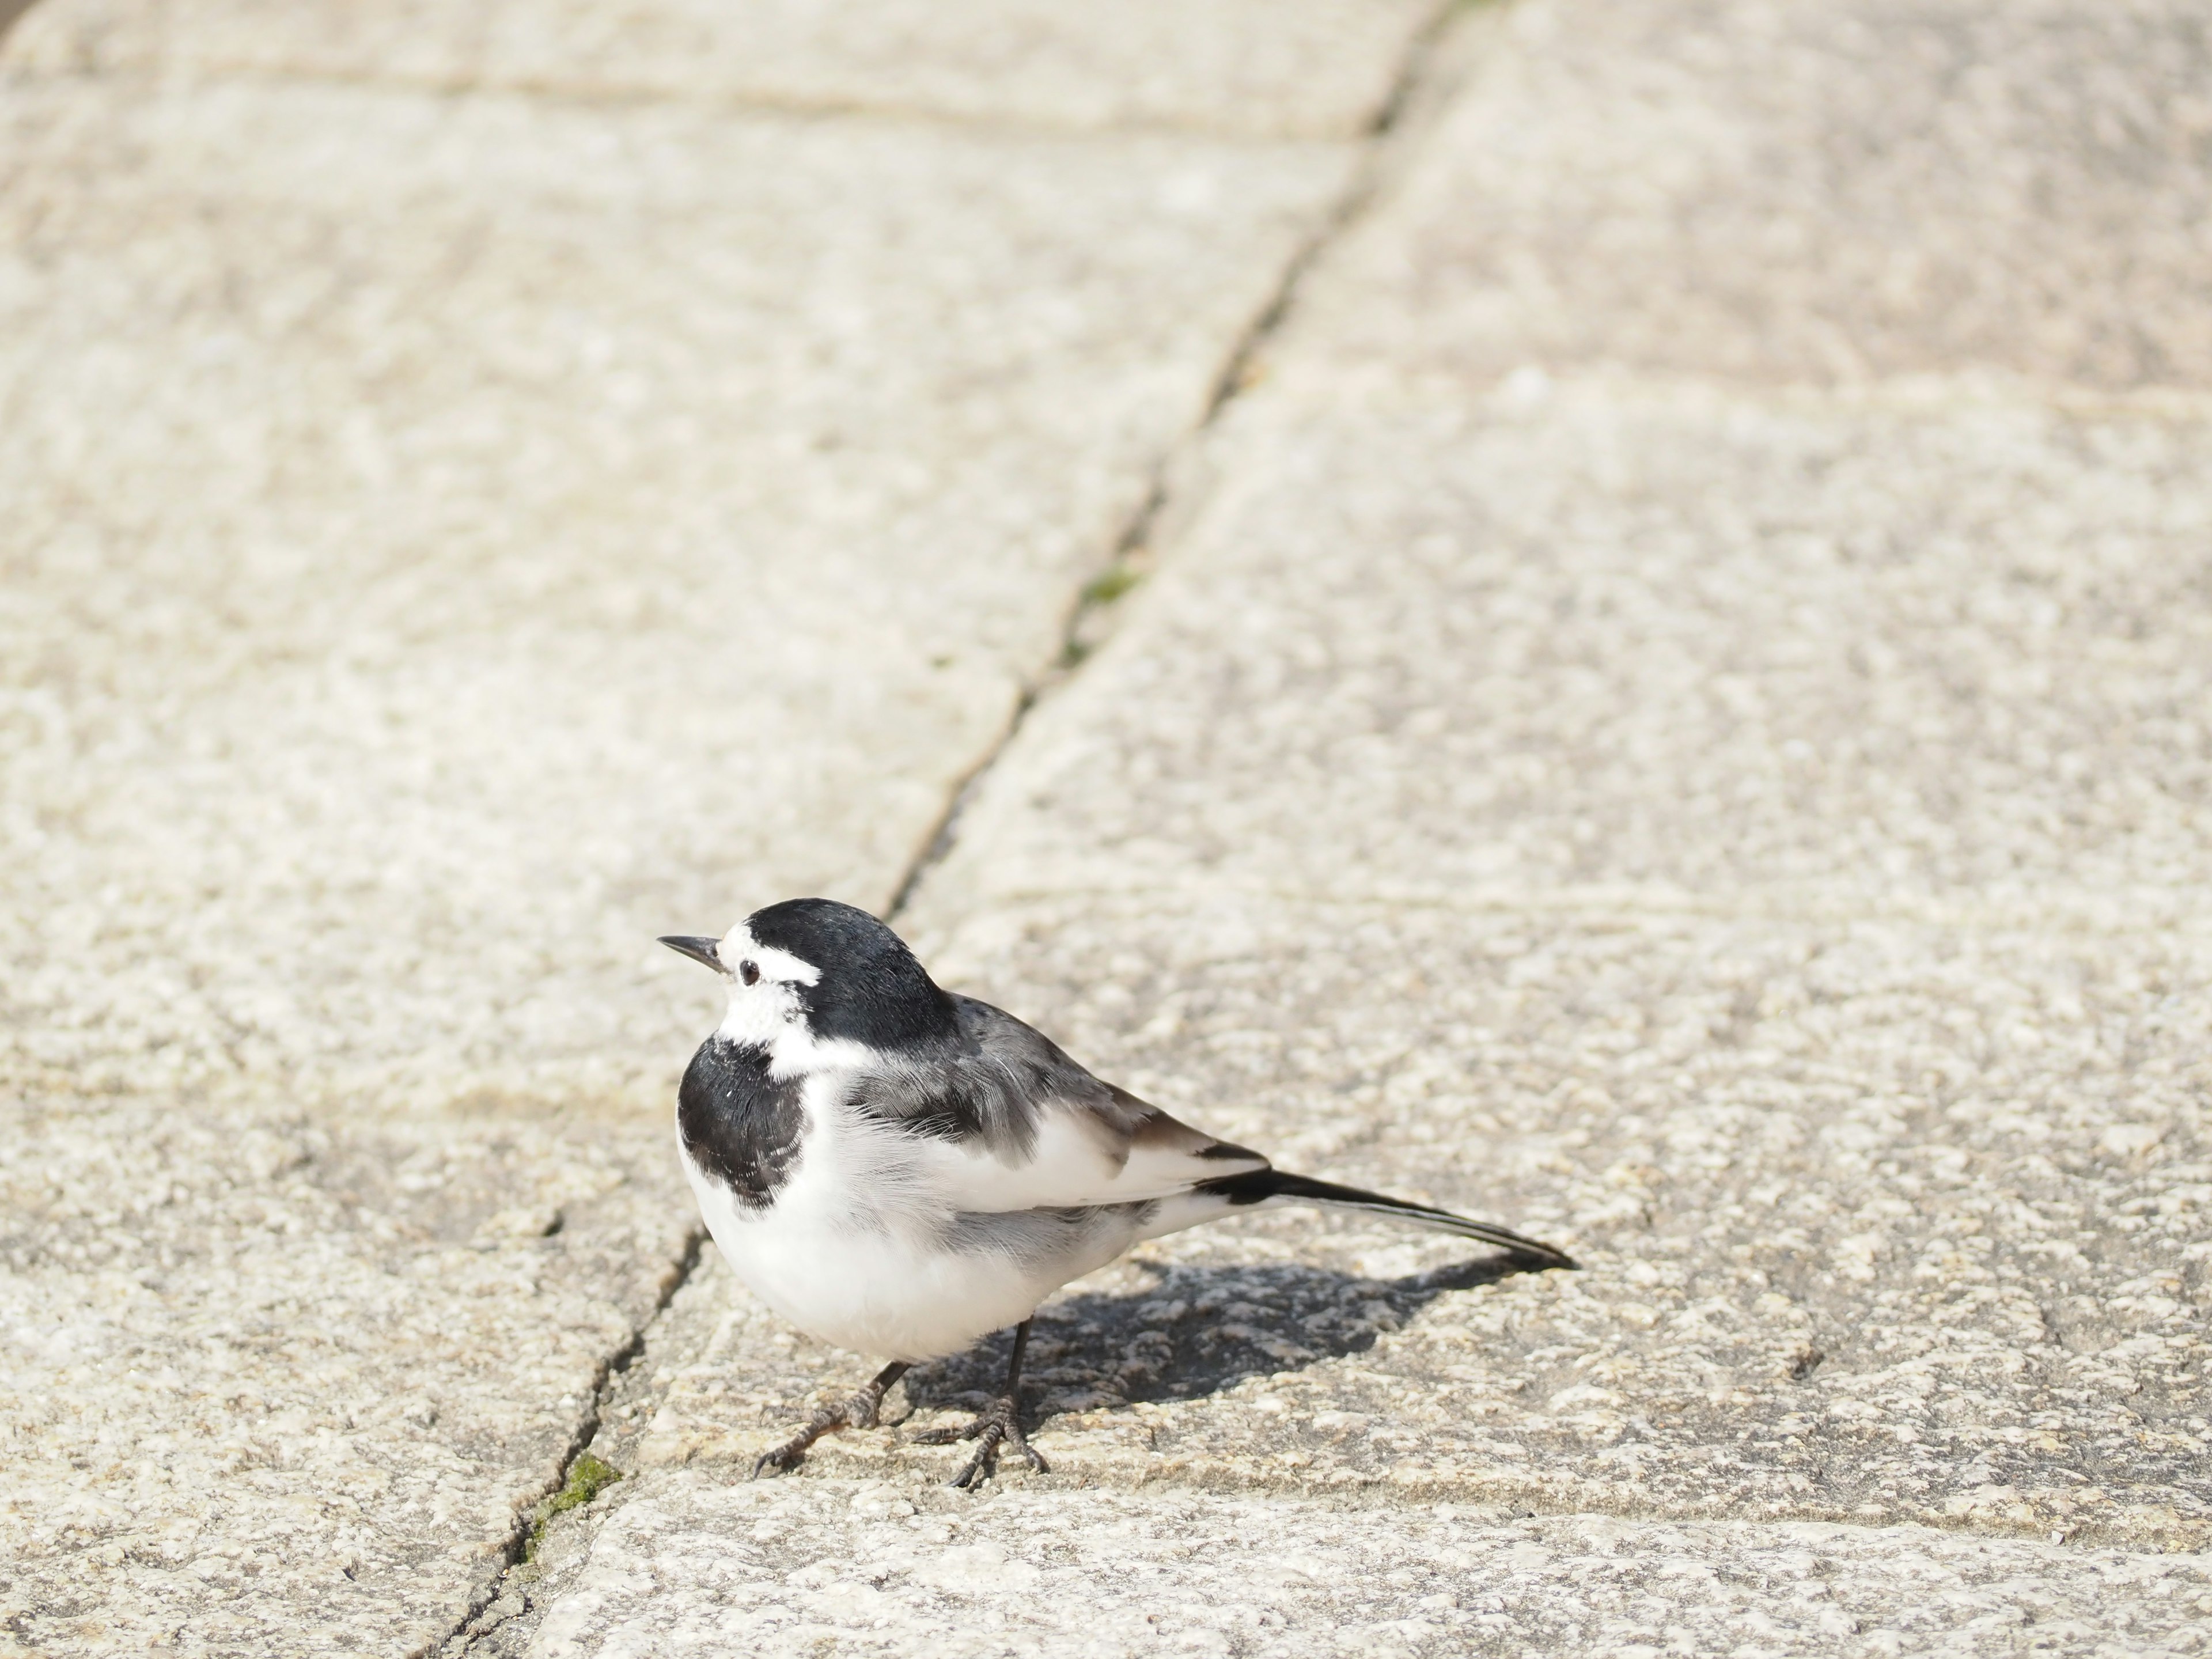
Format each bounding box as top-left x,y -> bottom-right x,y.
681,1127 -> 1132,1362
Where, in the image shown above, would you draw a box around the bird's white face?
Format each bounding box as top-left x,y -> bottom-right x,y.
711,925 -> 824,1052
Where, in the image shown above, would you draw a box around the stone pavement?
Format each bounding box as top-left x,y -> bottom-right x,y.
4,0 -> 2209,1655
0,0 -> 1425,1650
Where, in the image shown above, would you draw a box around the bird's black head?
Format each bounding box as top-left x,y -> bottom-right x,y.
743,897 -> 958,1052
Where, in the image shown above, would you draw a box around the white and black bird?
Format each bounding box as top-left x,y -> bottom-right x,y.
660,898 -> 1571,1488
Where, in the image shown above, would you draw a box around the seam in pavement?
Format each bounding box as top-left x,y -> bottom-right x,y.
885,0 -> 1467,922
911,877 -> 2212,940
435,9 -> 1468,1652
433,1229 -> 707,1658
1,59 -> 1369,150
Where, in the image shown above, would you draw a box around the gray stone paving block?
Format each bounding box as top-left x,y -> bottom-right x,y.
478,1474 -> 2212,1658
1,1093 -> 694,1656
870,93 -> 2212,1562
2,0 -> 1435,140
524,900 -> 2209,1550
1291,0 -> 2212,388
895,901 -> 2206,1546
0,75 -> 1346,1115
0,46 -> 1351,1658
498,5 -> 2209,1632
915,382 -> 2212,931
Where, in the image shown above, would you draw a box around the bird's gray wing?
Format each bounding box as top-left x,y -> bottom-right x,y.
843,993 -> 1269,1212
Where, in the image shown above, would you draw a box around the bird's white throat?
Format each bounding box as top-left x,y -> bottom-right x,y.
709,930 -> 823,1058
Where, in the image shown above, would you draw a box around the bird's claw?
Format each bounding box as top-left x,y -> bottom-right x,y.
911,1395 -> 1047,1488
749,1386 -> 890,1480
750,1438 -> 808,1480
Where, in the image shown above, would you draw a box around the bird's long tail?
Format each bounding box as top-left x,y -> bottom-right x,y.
1198,1169 -> 1574,1269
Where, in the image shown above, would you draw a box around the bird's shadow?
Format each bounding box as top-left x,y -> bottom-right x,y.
901,1253 -> 1541,1423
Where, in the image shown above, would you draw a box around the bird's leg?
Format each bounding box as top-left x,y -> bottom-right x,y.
751,1359 -> 910,1480
909,1318 -> 1049,1490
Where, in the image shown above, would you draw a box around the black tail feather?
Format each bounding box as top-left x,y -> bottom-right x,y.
1199,1169 -> 1575,1270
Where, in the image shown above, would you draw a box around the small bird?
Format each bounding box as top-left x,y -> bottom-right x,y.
660,897 -> 1571,1488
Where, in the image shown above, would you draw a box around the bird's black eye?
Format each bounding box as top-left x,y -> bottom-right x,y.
739,960 -> 760,986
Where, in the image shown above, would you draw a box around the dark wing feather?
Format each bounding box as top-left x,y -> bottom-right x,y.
844,993 -> 1268,1207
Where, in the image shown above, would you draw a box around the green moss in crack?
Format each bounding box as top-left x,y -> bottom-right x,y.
1080,566 -> 1144,608
526,1452 -> 623,1560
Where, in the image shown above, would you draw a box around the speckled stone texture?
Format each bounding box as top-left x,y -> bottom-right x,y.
875,0 -> 2212,1545
0,75 -> 1348,1115
13,0 -> 2212,1649
1298,0 -> 2212,390
0,0 -> 1393,1650
486,0 -> 2205,1646
2,0 -> 1434,140
0,1096 -> 695,1656
483,1476 -> 2212,1658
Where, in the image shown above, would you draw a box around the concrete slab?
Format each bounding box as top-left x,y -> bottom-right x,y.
0,24 -> 1358,1656
0,75 -> 1346,1116
865,0 -> 2199,1606
1,1093 -> 693,1656
498,3 -> 2211,1646
1294,0 -> 2212,389
475,1472 -> 2212,1658
892,903 -> 2206,1544
2,0 -> 1437,140
914,384 -> 2212,933
875,372 -> 2212,1559
15,0 -> 2211,1646
521,893 -> 2209,1552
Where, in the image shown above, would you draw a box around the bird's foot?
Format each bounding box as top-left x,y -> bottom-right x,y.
909,1394 -> 1048,1490
751,1382 -> 896,1480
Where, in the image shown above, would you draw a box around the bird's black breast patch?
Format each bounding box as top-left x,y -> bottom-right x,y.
678,1038 -> 805,1211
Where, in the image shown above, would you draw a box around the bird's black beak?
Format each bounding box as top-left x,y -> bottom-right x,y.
658,935 -> 726,974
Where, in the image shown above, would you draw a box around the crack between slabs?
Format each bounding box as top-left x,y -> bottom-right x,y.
428,1230 -> 706,1658
906,875 -> 2211,939
2,0 -> 1442,149
29,64 -> 1365,150
431,10 -> 1469,1652
887,0 -> 1465,922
